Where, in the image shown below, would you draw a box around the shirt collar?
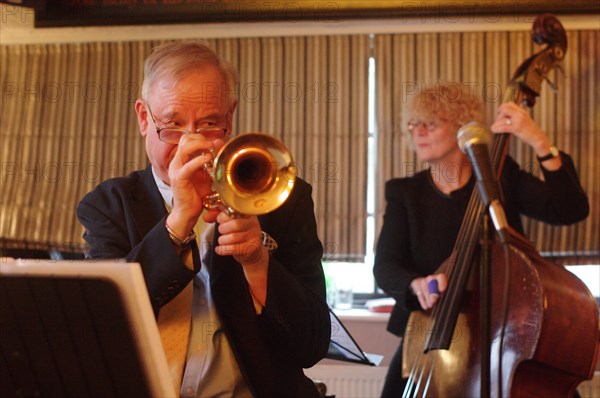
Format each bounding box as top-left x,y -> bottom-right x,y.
151,167 -> 174,209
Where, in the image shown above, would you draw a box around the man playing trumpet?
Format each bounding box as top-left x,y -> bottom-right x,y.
78,40 -> 330,397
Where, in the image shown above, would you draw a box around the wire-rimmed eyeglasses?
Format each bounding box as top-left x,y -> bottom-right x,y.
407,120 -> 439,133
146,103 -> 228,144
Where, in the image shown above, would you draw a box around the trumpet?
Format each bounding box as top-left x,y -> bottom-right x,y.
202,133 -> 296,216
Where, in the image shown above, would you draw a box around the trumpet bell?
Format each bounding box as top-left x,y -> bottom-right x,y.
212,133 -> 296,215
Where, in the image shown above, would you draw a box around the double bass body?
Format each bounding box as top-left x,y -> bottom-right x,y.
402,233 -> 599,397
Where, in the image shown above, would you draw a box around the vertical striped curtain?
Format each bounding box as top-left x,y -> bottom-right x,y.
0,35 -> 371,260
0,43 -> 147,250
374,29 -> 600,256
208,36 -> 370,260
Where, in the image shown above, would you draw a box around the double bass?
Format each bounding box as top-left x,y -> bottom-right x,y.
402,14 -> 599,397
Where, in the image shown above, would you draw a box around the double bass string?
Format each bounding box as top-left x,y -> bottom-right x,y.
403,330 -> 432,397
430,189 -> 485,350
432,124 -> 511,350
403,352 -> 436,397
404,185 -> 487,397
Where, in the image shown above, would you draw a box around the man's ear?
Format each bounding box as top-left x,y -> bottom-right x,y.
134,99 -> 148,137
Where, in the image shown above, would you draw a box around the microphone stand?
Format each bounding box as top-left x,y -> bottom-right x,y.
480,213 -> 493,398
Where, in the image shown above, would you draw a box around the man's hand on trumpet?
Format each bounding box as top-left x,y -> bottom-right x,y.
215,211 -> 269,306
166,135 -> 224,238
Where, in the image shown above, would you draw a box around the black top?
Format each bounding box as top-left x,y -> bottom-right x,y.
374,153 -> 589,337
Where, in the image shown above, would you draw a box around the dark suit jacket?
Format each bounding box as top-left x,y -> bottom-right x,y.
77,165 -> 330,397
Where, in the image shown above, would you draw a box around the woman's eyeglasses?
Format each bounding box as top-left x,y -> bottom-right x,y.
407,120 -> 439,133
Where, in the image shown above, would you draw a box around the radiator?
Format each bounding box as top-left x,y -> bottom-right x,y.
304,365 -> 387,398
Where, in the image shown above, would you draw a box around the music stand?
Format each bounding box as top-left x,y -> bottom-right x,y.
0,258 -> 175,397
326,309 -> 383,366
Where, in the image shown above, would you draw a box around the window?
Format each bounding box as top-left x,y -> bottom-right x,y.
324,55 -> 378,300
565,265 -> 600,304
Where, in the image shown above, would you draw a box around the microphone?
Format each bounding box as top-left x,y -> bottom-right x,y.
457,122 -> 509,243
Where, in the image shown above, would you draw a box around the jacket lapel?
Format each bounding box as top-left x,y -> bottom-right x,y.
130,166 -> 168,239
